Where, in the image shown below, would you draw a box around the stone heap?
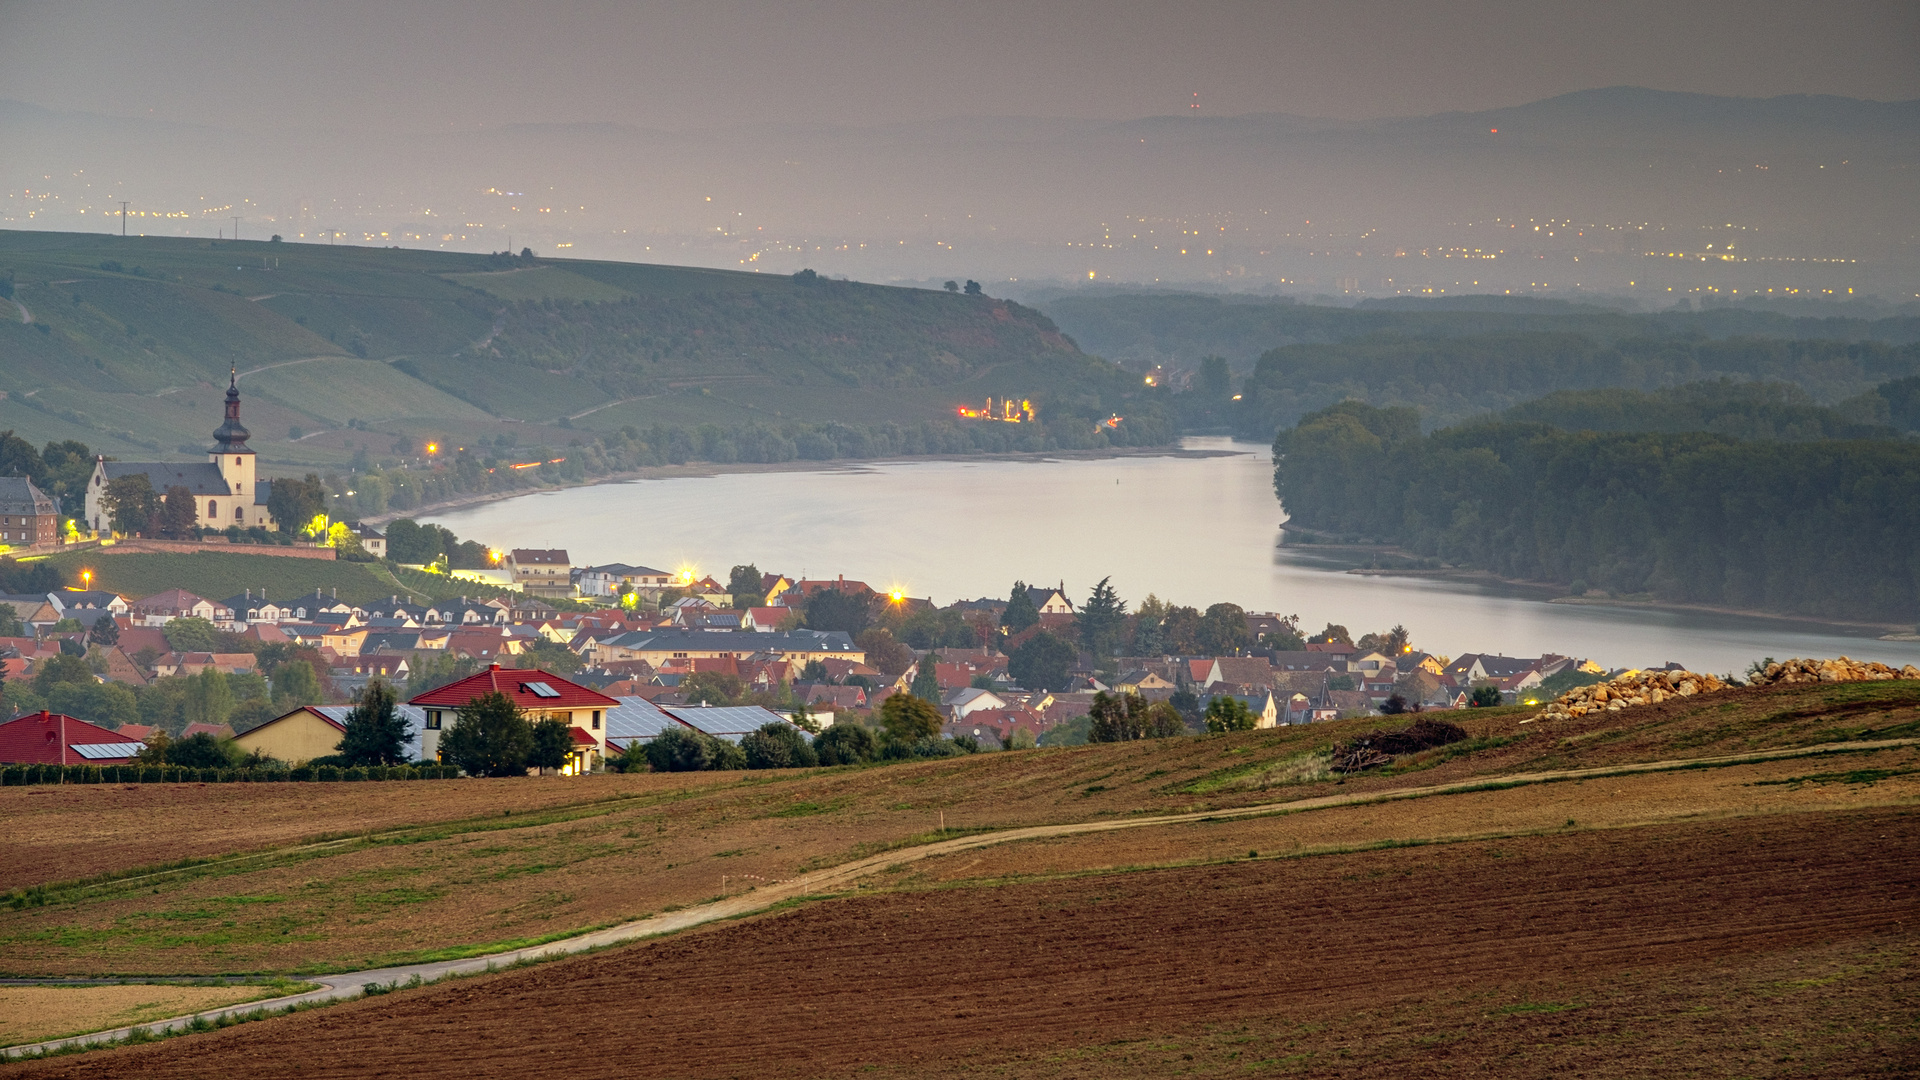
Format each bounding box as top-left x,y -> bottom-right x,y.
1529,669 -> 1729,722
1743,656 -> 1920,687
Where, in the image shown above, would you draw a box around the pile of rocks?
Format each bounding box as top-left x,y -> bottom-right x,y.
1744,656 -> 1920,686
1528,669 -> 1729,722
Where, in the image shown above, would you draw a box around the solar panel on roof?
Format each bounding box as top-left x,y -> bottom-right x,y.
70,742 -> 146,760
524,681 -> 562,698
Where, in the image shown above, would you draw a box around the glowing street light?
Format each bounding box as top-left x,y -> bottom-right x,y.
81,569 -> 92,589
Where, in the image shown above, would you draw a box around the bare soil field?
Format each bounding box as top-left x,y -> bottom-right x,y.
1,740 -> 1913,977
0,985 -> 289,1049
6,807 -> 1913,1079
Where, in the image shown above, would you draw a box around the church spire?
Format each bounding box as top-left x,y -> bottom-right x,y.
212,366 -> 252,453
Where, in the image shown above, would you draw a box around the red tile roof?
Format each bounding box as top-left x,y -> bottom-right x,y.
569,727 -> 598,746
0,712 -> 139,764
407,663 -> 618,710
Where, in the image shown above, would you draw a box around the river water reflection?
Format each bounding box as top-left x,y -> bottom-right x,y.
425,438 -> 1920,674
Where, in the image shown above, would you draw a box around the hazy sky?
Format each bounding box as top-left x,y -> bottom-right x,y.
2,0 -> 1915,131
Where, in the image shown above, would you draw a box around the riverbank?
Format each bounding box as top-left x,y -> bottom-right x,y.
1323,552 -> 1913,637
365,443 -> 1242,527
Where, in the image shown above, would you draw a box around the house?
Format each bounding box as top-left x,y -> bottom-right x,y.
741,607 -> 792,632
155,652 -> 258,678
0,477 -> 61,551
1267,651 -> 1347,673
83,370 -> 273,534
221,591 -> 290,625
794,684 -> 867,710
0,593 -> 62,632
508,549 -> 575,598
1026,583 -> 1074,615
130,589 -> 222,627
409,664 -> 618,773
576,563 -> 676,598
1444,654 -> 1547,691
0,711 -> 145,764
341,522 -> 386,558
1214,657 -> 1278,690
1113,669 -> 1177,695
1185,658 -> 1223,687
282,590 -> 360,623
941,686 -> 1007,718
232,703 -> 430,765
178,722 -> 235,741
57,591 -> 129,618
661,704 -> 794,745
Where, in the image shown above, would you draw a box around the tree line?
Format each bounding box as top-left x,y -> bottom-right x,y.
1273,399 -> 1920,621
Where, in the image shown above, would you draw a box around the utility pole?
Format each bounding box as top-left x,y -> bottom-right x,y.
121,202 -> 128,237
233,216 -> 241,243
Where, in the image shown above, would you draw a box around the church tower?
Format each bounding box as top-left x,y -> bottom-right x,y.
211,367 -> 258,523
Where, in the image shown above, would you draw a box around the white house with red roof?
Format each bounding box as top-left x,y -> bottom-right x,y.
408,664 -> 619,773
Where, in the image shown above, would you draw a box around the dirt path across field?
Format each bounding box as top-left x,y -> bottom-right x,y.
4,736 -> 1913,1059
6,807 -> 1914,1078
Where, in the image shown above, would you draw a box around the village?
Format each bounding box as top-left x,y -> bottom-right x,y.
0,380 -> 1611,775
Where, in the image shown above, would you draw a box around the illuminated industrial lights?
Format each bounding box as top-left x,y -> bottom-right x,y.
957,397 -> 1035,423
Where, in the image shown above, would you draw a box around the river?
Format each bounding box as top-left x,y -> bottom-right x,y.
423,438 -> 1920,674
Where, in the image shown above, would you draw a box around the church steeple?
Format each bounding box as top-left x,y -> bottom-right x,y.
212,366 -> 252,453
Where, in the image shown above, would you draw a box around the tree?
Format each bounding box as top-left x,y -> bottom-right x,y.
1078,577 -> 1127,659
963,280 -> 982,296
0,556 -> 60,595
855,627 -> 913,678
1000,581 -> 1038,632
1130,593 -> 1168,655
1087,691 -> 1144,742
167,731 -> 231,768
1008,630 -> 1075,691
727,564 -> 764,610
33,652 -> 93,695
162,617 -> 217,653
804,587 -> 873,635
813,723 -> 875,765
1197,603 -> 1250,655
45,681 -> 138,729
523,639 -> 583,675
527,717 -> 576,774
682,670 -> 744,705
183,664 -> 233,727
910,653 -> 942,702
337,680 -> 410,766
1260,614 -> 1306,653
1161,605 -> 1201,654
1205,695 -> 1258,733
103,474 -> 159,535
789,701 -> 821,734
0,602 -> 25,639
742,721 -> 818,769
0,429 -> 46,485
87,615 -> 120,647
943,281 -> 959,293
439,691 -> 534,776
271,658 -> 323,709
1356,625 -> 1412,656
1309,623 -> 1353,646
1197,355 -> 1233,399
267,474 -> 328,535
1380,693 -> 1410,715
879,692 -> 943,742
1469,684 -> 1504,707
799,658 -> 831,683
644,726 -> 743,771
155,485 -> 200,539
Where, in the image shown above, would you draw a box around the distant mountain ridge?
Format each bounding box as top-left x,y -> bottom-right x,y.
2,88 -> 1913,293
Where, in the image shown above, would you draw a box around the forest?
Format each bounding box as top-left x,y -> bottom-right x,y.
1272,397 -> 1920,622
1233,332 -> 1920,434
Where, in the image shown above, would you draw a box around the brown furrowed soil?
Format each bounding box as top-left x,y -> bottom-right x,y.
6,807 -> 1913,1079
2,716 -> 1915,976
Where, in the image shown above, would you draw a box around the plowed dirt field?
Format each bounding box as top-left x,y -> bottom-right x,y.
8,807 -> 1913,1079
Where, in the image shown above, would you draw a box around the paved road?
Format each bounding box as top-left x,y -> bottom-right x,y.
5,736 -> 1911,1060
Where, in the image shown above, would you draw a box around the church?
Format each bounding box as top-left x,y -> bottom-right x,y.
83,370 -> 274,534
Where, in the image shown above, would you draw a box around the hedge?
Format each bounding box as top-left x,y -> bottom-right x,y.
0,763 -> 461,786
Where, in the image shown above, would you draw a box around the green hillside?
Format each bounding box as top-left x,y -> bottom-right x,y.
35,549 -> 553,609
0,231 -> 1156,471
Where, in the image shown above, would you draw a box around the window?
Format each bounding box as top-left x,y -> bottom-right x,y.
208,501 -> 218,518
425,711 -> 442,730
591,710 -> 601,730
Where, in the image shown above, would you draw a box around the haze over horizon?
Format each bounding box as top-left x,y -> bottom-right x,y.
3,1 -> 1917,300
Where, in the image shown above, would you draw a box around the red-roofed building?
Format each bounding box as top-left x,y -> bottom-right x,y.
179,722 -> 235,741
115,724 -> 155,741
0,712 -> 145,764
409,663 -> 618,772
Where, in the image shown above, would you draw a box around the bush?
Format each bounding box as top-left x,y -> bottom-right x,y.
643,727 -> 745,772
1469,684 -> 1504,707
742,722 -> 819,769
1204,696 -> 1258,733
813,724 -> 875,766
